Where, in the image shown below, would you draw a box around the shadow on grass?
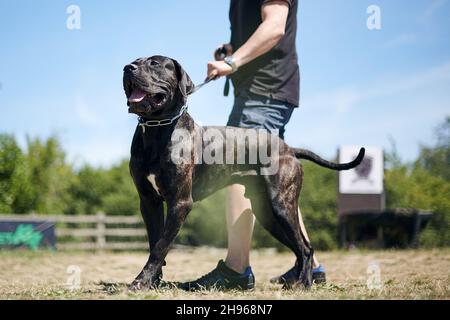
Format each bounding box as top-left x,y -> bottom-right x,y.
97,281 -> 128,295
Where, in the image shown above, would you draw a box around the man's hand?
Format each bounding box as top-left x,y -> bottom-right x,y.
206,1 -> 289,81
207,60 -> 233,80
214,43 -> 233,61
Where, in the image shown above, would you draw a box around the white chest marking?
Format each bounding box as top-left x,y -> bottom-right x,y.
147,174 -> 160,195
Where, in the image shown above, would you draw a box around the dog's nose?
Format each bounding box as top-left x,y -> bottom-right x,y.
124,64 -> 137,73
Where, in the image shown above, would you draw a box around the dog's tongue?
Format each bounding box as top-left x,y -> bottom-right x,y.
128,89 -> 147,103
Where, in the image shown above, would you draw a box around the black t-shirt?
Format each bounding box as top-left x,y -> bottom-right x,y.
229,0 -> 299,107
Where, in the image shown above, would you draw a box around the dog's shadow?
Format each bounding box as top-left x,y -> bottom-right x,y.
97,281 -> 128,295
96,280 -> 183,295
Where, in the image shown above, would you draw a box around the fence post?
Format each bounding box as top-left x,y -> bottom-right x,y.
96,211 -> 106,251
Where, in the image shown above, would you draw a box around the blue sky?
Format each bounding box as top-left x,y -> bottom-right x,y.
0,0 -> 449,168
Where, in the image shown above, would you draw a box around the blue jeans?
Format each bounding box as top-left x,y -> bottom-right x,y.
226,92 -> 295,140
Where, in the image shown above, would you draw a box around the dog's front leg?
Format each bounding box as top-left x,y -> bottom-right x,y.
128,194 -> 165,290
129,161 -> 166,290
129,197 -> 193,290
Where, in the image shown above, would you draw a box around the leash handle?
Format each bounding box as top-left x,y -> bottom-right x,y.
223,76 -> 230,97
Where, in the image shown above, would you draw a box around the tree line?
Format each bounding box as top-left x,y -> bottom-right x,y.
0,118 -> 448,249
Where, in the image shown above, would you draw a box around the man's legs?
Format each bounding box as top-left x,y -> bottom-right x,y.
224,184 -> 321,274
178,184 -> 257,291
180,95 -> 324,290
224,184 -> 255,273
179,174 -> 323,291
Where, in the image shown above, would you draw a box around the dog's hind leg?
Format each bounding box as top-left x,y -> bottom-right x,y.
270,200 -> 314,289
249,191 -> 293,250
250,192 -> 313,289
259,159 -> 313,289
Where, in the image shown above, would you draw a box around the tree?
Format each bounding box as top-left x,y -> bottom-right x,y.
101,160 -> 140,216
416,116 -> 450,180
1,117 -> 448,249
25,136 -> 72,214
385,117 -> 450,247
0,134 -> 34,213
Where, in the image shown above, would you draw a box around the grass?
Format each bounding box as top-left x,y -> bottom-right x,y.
0,247 -> 449,299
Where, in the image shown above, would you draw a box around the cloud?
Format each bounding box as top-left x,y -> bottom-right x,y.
302,60 -> 450,114
74,96 -> 102,127
419,0 -> 448,22
68,138 -> 129,169
364,61 -> 450,99
383,34 -> 417,49
302,87 -> 361,115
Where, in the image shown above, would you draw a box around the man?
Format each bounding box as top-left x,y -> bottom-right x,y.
181,0 -> 325,291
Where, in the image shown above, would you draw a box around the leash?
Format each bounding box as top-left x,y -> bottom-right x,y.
190,76 -> 216,95
191,74 -> 230,97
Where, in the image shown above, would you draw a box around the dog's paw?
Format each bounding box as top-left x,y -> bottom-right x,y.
281,280 -> 312,291
128,270 -> 162,291
280,273 -> 313,291
128,278 -> 160,291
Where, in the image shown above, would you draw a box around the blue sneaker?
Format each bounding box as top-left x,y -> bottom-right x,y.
312,264 -> 326,284
179,260 -> 255,291
270,264 -> 326,285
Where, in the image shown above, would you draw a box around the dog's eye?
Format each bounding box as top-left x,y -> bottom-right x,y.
150,60 -> 160,66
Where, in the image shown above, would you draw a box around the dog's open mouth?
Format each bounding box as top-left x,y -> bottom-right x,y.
128,88 -> 147,103
128,88 -> 167,114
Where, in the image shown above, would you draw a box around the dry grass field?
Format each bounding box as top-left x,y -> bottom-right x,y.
0,247 -> 449,300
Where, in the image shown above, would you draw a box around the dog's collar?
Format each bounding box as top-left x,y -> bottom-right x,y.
138,104 -> 188,133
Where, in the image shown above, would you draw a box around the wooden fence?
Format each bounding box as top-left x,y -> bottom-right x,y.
0,213 -> 149,251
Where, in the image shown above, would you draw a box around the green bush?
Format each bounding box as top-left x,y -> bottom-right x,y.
0,117 -> 448,249
385,117 -> 450,247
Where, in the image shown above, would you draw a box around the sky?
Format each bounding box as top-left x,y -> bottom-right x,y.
0,0 -> 449,168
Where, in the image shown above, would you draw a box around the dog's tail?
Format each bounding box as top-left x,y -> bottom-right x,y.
293,147 -> 365,171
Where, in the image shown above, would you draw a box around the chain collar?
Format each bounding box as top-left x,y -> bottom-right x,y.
138,104 -> 188,133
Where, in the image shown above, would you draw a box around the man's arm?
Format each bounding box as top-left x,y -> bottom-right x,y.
207,1 -> 290,79
232,1 -> 289,68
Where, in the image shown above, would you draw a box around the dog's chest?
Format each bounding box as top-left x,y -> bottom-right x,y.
146,174 -> 161,195
140,145 -> 164,196
143,156 -> 163,196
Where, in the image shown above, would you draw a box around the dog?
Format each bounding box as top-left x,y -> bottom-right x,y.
123,55 -> 364,290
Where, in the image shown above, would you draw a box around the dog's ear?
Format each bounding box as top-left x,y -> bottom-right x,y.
172,59 -> 194,102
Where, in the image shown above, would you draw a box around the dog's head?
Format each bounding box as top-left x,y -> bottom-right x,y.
123,55 -> 194,118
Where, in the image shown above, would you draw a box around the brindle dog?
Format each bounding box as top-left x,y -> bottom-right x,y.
123,55 -> 364,290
